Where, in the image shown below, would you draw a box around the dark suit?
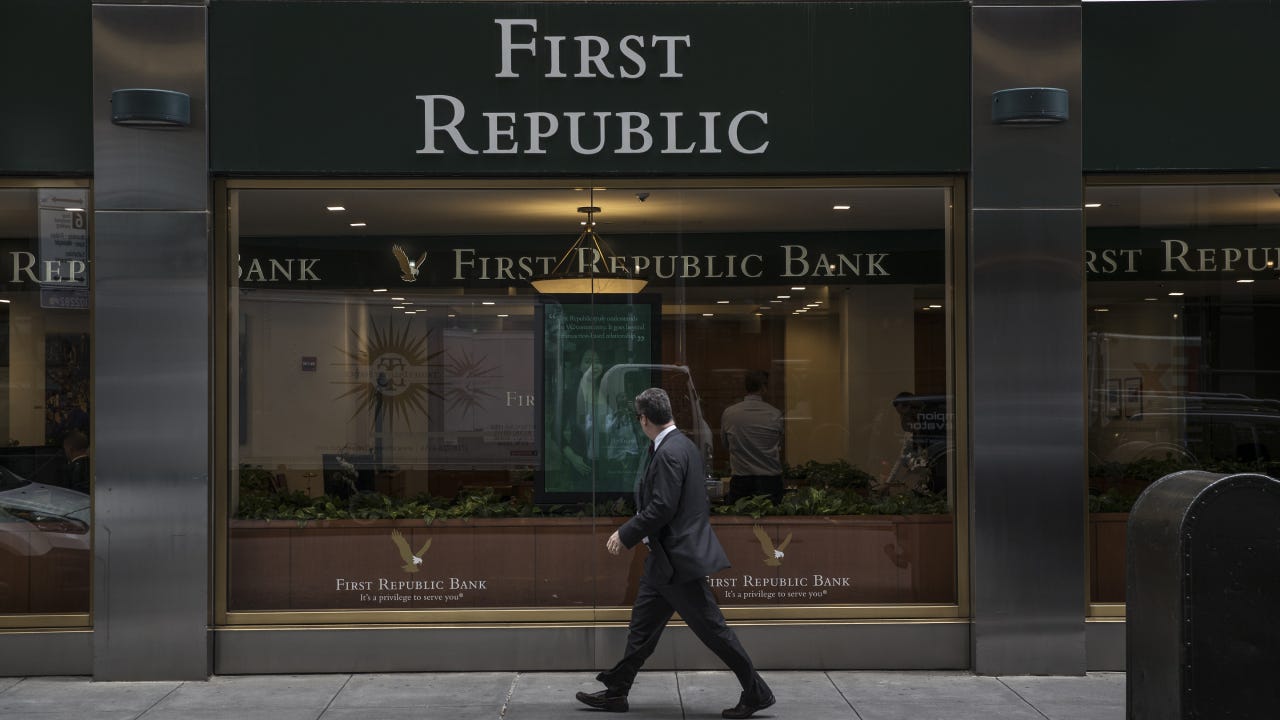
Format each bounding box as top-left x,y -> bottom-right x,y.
598,427 -> 771,702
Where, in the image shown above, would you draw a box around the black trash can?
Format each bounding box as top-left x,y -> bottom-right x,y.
1127,470 -> 1280,719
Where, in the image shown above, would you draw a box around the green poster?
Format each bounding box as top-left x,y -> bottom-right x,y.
538,296 -> 660,499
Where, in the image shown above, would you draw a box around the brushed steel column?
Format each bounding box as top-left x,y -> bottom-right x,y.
970,2 -> 1086,675
91,2 -> 210,680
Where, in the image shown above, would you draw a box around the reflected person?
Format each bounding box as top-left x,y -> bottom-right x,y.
576,387 -> 775,719
62,430 -> 89,495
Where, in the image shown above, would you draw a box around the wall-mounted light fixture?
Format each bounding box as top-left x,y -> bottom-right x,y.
110,88 -> 191,128
991,87 -> 1069,125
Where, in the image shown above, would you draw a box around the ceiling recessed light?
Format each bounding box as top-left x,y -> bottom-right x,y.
760,306 -> 770,310
770,300 -> 782,303
755,313 -> 762,316
392,305 -> 405,310
349,222 -> 366,227
702,313 -> 714,317
1094,308 -> 1110,312
776,295 -> 790,299
391,297 -> 405,301
372,288 -> 388,293
498,314 -> 509,318
716,300 -> 730,304
929,304 -> 942,309
327,206 -> 346,212
1085,203 -> 1102,209
482,301 -> 495,305
1173,313 -> 1179,318
1168,291 -> 1184,296
833,205 -> 851,211
1144,297 -> 1157,301
0,299 -> 10,304
64,207 -> 85,212
404,311 -> 417,314
791,286 -> 806,291
806,303 -> 820,307
448,314 -> 456,318
1237,278 -> 1255,284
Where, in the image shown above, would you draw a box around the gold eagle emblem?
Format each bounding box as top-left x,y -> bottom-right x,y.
752,525 -> 792,567
392,245 -> 427,282
390,529 -> 432,572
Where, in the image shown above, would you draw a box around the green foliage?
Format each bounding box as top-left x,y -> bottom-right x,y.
232,485 -> 636,522
238,465 -> 276,496
234,459 -> 944,521
1088,456 -> 1280,513
784,460 -> 874,490
1089,487 -> 1141,513
715,484 -> 949,518
717,494 -> 777,519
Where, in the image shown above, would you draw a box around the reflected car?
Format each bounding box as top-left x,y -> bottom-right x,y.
597,363 -> 717,477
1093,391 -> 1280,466
0,467 -> 90,612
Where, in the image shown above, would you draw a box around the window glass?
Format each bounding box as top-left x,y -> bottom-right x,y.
227,183 -> 955,614
0,187 -> 92,615
1086,182 -> 1280,604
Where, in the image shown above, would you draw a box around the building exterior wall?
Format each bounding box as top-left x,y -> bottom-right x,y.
3,0 -> 1279,678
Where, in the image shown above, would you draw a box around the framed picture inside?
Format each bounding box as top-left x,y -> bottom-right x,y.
1123,376 -> 1143,418
1106,378 -> 1122,418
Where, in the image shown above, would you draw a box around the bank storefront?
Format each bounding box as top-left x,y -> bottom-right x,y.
4,0 -> 1280,680
211,0 -> 970,675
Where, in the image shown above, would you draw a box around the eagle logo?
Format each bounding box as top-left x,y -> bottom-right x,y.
752,525 -> 792,567
390,529 -> 432,572
392,245 -> 427,282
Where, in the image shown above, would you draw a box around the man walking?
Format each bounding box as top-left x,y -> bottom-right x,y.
575,387 -> 775,719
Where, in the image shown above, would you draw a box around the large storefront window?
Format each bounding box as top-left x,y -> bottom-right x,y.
1086,180 -> 1280,606
0,185 -> 92,617
223,181 -> 957,617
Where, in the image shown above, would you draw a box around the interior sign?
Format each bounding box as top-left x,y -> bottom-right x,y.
417,19 -> 770,156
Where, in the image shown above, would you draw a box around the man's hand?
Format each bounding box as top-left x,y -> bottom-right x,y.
606,530 -> 623,556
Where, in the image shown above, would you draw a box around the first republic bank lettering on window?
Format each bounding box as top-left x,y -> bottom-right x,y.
416,19 -> 770,157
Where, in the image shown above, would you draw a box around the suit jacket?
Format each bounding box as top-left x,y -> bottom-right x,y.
618,429 -> 730,584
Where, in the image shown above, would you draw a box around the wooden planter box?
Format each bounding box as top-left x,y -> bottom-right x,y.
228,514 -> 955,611
1090,512 -> 1128,603
711,515 -> 955,605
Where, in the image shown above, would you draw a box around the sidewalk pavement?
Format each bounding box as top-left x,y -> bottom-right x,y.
0,670 -> 1125,720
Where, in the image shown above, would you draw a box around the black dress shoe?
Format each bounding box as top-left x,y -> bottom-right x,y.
576,689 -> 629,712
721,694 -> 775,719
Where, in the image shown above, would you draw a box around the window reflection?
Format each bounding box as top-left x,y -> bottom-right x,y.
227,184 -> 956,613
0,188 -> 92,616
1087,182 -> 1280,604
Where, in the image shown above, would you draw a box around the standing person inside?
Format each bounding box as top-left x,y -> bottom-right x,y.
720,370 -> 785,504
576,387 -> 775,719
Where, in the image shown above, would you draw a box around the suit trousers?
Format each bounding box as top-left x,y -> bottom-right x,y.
597,573 -> 770,702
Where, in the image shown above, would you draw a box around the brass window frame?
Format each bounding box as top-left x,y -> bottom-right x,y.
0,178 -> 94,630
1083,172 -> 1280,619
213,176 -> 969,627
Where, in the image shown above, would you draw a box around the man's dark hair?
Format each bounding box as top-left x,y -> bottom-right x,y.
745,370 -> 769,394
635,387 -> 674,425
63,430 -> 88,453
